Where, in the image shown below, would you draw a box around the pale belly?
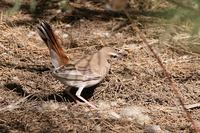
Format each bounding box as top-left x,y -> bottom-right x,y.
56,76 -> 104,88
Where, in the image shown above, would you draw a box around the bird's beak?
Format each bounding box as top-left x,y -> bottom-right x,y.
117,49 -> 128,58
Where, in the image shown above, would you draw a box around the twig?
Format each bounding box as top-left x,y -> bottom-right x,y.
150,103 -> 200,113
185,103 -> 200,110
111,20 -> 129,33
0,95 -> 31,112
123,10 -> 200,133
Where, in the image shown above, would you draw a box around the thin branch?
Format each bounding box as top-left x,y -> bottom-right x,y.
123,10 -> 200,133
0,95 -> 31,112
185,103 -> 200,110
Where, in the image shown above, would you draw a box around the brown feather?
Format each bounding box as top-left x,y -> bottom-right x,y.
37,21 -> 69,68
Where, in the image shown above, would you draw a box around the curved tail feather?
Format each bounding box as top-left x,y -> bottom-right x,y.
37,21 -> 69,68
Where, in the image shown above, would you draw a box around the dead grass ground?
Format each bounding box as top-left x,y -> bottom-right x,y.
0,1 -> 200,133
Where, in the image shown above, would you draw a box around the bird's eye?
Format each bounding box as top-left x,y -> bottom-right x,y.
112,55 -> 118,58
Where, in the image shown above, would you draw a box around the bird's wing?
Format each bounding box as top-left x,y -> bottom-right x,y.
53,64 -> 101,81
75,53 -> 110,76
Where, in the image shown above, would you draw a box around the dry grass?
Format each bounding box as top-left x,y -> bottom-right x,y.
0,1 -> 200,132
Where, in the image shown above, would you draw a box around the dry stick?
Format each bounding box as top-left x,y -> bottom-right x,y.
123,10 -> 200,133
185,103 -> 200,110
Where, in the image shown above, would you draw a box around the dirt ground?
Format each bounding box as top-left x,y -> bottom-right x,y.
0,1 -> 200,133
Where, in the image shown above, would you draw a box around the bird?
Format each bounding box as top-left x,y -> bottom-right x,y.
37,21 -> 120,109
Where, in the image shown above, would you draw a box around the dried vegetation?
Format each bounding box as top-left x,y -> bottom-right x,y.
0,0 -> 200,132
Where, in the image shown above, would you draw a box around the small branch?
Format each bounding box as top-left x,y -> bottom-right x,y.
0,95 -> 31,112
185,103 -> 200,110
123,10 -> 200,133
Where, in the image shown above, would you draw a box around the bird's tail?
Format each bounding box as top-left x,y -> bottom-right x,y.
37,21 -> 69,68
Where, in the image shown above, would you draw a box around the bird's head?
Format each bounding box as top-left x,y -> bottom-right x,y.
100,47 -> 119,59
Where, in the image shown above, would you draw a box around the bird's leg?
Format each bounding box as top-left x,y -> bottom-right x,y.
66,90 -> 89,107
76,87 -> 98,109
65,88 -> 80,103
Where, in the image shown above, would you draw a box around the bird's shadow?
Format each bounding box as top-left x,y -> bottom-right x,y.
4,82 -> 97,103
